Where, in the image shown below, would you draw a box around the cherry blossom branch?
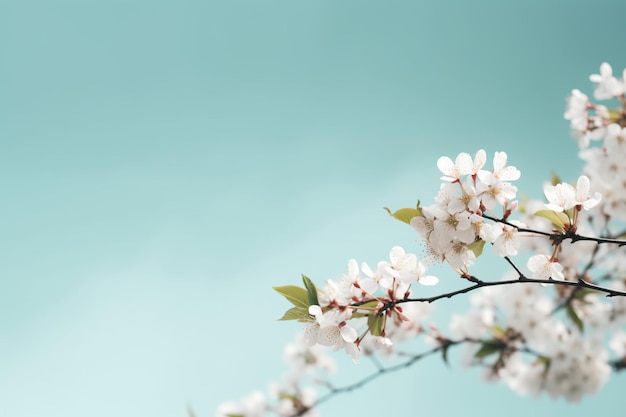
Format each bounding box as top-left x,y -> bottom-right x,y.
378,274 -> 626,313
219,61 -> 626,417
612,357 -> 626,371
294,339 -> 465,416
566,233 -> 626,246
295,335 -> 622,417
482,213 -> 553,238
482,214 -> 626,246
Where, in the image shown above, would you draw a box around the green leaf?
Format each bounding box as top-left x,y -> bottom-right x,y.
441,344 -> 449,366
467,239 -> 486,258
273,285 -> 309,308
550,172 -> 562,186
356,300 -> 379,309
474,341 -> 501,359
278,392 -> 297,401
573,288 -> 603,301
278,307 -> 313,322
367,313 -> 385,337
302,274 -> 319,306
535,356 -> 551,376
351,301 -> 381,318
383,204 -> 422,224
608,108 -> 623,122
489,324 -> 506,339
566,303 -> 584,332
536,355 -> 550,366
533,209 -> 568,232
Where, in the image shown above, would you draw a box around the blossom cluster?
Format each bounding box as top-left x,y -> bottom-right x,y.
218,248 -> 437,416
290,247 -> 438,364
565,62 -> 626,149
216,336 -> 334,417
445,62 -> 626,401
564,63 -> 626,228
216,62 -> 626,417
412,150 -> 521,271
451,274 -> 616,402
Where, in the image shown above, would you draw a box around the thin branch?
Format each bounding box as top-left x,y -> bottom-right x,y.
380,275 -> 626,313
551,244 -> 601,314
482,214 -> 626,246
296,339 -> 464,416
503,255 -> 524,277
286,213 -> 626,416
295,337 -> 626,416
568,233 -> 626,246
293,332 -> 626,417
611,357 -> 626,371
482,214 -> 553,238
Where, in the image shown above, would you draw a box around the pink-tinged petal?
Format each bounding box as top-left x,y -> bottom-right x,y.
418,275 -> 439,286
504,237 -> 518,257
583,192 -> 602,210
601,62 -> 612,77
607,123 -> 621,136
527,254 -> 547,273
455,152 -> 473,176
476,170 -> 495,186
303,324 -> 320,346
415,261 -> 427,275
378,337 -> 393,348
473,149 -> 486,171
437,156 -> 455,177
447,198 -> 466,214
402,252 -> 418,270
347,259 -> 359,279
308,305 -> 322,319
389,246 -> 405,265
359,278 -> 378,294
493,151 -> 508,172
318,327 -> 341,346
344,341 -> 360,363
544,203 -> 565,213
550,262 -> 564,280
499,166 -> 521,181
411,216 -> 433,238
575,175 -> 590,201
379,276 -> 394,289
360,262 -> 375,278
340,325 -> 357,343
478,222 -> 500,243
544,182 -> 575,211
543,186 -> 559,205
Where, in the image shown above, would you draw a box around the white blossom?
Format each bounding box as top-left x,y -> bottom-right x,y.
574,175 -> 601,210
527,254 -> 564,280
589,62 -> 624,100
437,152 -> 473,182
543,181 -> 576,212
304,305 -> 359,363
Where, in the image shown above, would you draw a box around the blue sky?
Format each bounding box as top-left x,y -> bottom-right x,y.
1,1 -> 626,416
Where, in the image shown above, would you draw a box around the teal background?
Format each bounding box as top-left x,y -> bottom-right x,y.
1,0 -> 625,416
